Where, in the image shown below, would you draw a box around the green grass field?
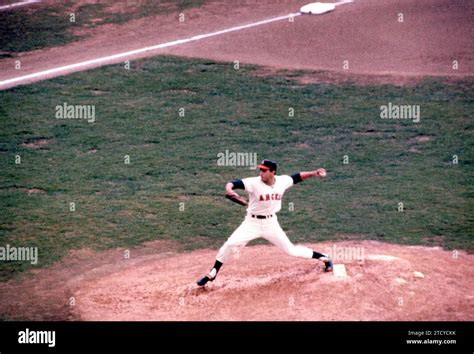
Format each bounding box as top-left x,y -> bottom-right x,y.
0,55 -> 473,281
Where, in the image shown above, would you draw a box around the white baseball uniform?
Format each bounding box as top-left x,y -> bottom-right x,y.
216,175 -> 314,263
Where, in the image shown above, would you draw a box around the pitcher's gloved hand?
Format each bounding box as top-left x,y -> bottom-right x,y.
225,192 -> 248,206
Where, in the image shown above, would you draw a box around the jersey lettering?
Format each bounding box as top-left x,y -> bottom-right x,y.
242,175 -> 293,215
259,193 -> 281,201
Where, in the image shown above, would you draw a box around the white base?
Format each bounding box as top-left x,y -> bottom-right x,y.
300,2 -> 336,15
333,264 -> 348,277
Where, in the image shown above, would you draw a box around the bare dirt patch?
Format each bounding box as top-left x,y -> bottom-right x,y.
0,239 -> 180,320
2,185 -> 47,194
1,240 -> 472,321
27,188 -> 45,194
252,66 -> 427,87
163,89 -> 196,95
19,138 -> 51,149
296,142 -> 311,149
409,135 -> 433,143
352,130 -> 383,137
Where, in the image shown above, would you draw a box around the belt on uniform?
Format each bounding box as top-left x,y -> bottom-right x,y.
251,214 -> 273,219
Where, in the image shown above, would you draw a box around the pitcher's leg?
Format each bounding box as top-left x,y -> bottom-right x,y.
265,224 -> 313,258
264,221 -> 333,271
197,219 -> 260,286
216,220 -> 260,263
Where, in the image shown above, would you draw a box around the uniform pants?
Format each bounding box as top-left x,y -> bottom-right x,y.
216,215 -> 313,263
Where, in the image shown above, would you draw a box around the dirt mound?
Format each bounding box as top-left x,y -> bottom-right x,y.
3,240 -> 470,321
70,241 -> 473,321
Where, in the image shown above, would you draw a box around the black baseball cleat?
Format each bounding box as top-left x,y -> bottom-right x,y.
324,259 -> 333,272
197,274 -> 215,286
318,256 -> 333,272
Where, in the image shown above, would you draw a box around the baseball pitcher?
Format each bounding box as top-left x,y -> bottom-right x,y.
197,159 -> 333,286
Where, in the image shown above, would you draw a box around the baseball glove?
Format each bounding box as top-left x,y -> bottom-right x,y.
225,192 -> 248,206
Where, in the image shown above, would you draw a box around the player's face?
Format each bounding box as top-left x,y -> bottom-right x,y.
259,168 -> 272,182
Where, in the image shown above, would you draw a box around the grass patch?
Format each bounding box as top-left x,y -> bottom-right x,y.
0,2 -> 78,52
0,0 -> 209,53
0,55 -> 473,280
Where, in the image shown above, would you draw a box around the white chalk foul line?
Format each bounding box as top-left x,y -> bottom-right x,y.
0,0 -> 41,11
334,0 -> 354,6
0,12 -> 302,89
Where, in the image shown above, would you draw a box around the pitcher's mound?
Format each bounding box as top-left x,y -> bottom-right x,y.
68,241 -> 473,321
